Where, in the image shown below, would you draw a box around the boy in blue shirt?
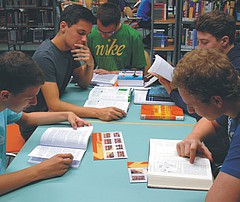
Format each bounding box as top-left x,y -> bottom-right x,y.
0,51 -> 90,195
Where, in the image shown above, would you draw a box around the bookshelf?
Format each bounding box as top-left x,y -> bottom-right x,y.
0,0 -> 57,51
178,0 -> 240,60
150,0 -> 181,66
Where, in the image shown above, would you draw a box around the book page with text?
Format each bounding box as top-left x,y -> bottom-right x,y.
148,139 -> 212,179
40,126 -> 93,150
148,55 -> 174,81
88,87 -> 132,102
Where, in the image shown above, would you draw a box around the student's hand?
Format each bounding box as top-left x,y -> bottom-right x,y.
34,154 -> 73,179
71,44 -> 94,67
94,69 -> 111,74
156,75 -> 173,94
96,107 -> 126,121
67,112 -> 91,129
176,138 -> 213,164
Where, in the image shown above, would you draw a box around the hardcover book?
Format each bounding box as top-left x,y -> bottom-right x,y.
148,139 -> 213,190
146,86 -> 172,102
28,126 -> 93,168
140,105 -> 184,120
118,70 -> 144,87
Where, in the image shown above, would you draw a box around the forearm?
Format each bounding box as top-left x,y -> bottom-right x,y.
21,111 -> 75,126
0,166 -> 40,195
186,118 -> 217,141
74,63 -> 94,88
47,99 -> 100,119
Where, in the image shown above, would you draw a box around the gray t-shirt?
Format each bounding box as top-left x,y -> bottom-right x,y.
20,39 -> 80,140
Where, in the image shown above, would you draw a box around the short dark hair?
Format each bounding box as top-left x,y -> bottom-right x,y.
97,3 -> 121,26
0,51 -> 45,95
60,5 -> 95,27
172,49 -> 240,103
194,11 -> 236,44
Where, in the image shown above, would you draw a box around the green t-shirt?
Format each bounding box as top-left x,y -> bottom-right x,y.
88,23 -> 146,71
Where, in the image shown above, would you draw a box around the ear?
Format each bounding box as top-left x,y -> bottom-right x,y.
59,21 -> 68,33
211,96 -> 223,108
0,90 -> 11,101
221,36 -> 229,47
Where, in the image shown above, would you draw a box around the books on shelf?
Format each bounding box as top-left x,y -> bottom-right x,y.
118,70 -> 144,87
90,73 -> 118,86
140,105 -> 184,120
127,161 -> 148,183
84,86 -> 132,113
28,126 -> 93,168
148,139 -> 213,190
148,54 -> 174,82
92,131 -> 128,160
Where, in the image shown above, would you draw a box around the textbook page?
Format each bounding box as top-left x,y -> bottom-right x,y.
28,126 -> 93,168
87,86 -> 132,102
148,55 -> 174,81
84,100 -> 130,113
148,139 -> 213,190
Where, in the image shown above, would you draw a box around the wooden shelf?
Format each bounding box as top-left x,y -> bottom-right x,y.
154,18 -> 176,24
153,45 -> 175,51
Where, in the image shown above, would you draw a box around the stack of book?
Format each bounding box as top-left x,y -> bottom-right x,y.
118,70 -> 144,87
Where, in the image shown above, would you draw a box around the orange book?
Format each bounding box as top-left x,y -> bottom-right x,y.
140,105 -> 184,120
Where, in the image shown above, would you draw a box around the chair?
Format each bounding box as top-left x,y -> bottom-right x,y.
144,50 -> 151,75
6,124 -> 25,153
123,6 -> 148,38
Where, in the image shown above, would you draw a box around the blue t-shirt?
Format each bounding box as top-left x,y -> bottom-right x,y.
0,109 -> 22,174
218,113 -> 240,178
137,0 -> 151,22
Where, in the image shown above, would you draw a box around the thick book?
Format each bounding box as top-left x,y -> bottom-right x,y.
134,90 -> 175,105
28,126 -> 93,168
140,105 -> 184,120
148,54 -> 174,81
118,70 -> 144,87
148,139 -> 213,190
84,86 -> 132,113
92,131 -> 128,160
90,73 -> 118,86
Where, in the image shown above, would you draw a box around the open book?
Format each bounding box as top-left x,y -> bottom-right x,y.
28,126 -> 93,168
148,139 -> 213,190
90,73 -> 118,86
148,54 -> 174,81
84,86 -> 132,113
